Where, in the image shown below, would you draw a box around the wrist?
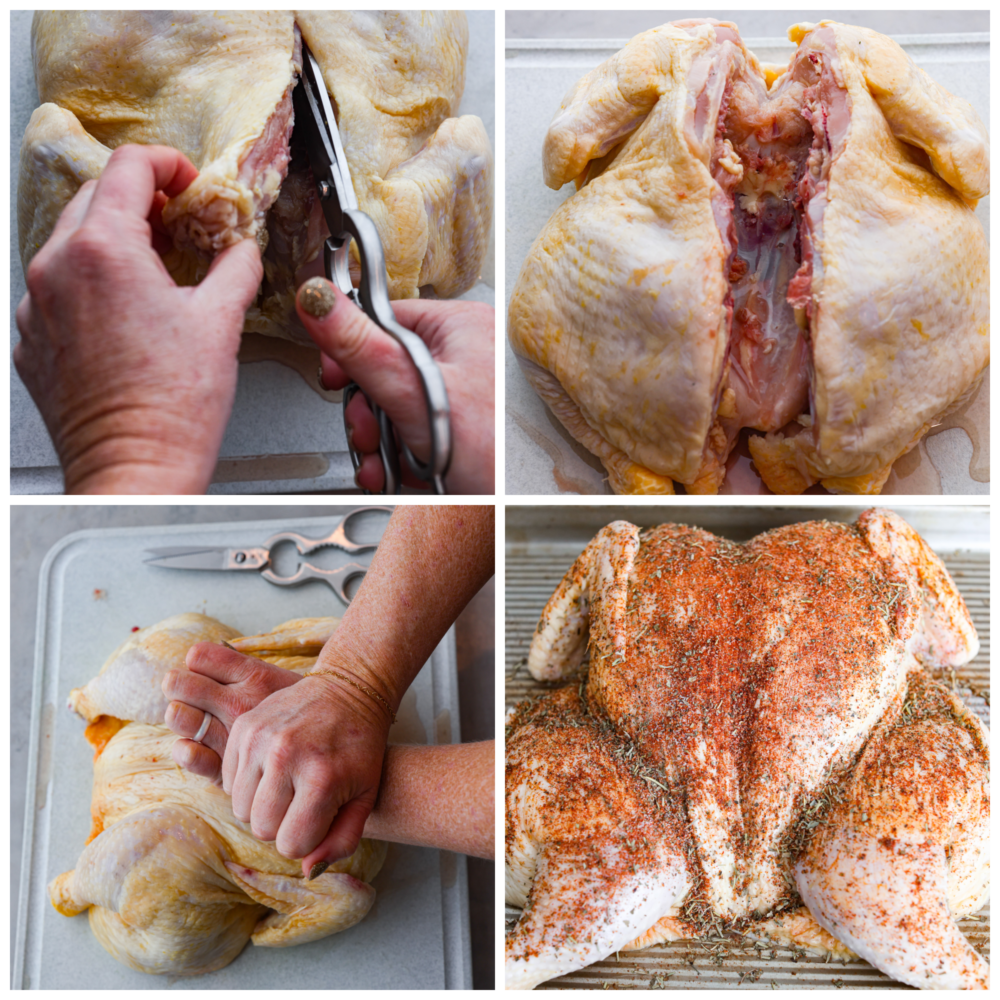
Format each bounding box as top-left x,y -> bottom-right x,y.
313,638 -> 405,717
303,669 -> 397,728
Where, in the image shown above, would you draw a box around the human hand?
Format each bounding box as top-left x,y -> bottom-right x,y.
296,278 -> 494,494
162,641 -> 302,782
14,144 -> 263,494
209,658 -> 392,876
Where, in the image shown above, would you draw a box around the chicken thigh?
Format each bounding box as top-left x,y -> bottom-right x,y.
19,11 -> 493,342
506,509 -> 989,989
508,20 -> 988,493
52,613 -> 385,976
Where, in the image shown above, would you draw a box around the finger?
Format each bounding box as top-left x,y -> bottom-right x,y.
88,143 -> 198,222
345,390 -> 380,454
164,699 -> 228,760
185,641 -> 299,698
47,179 -> 98,246
295,280 -> 426,421
319,352 -> 350,391
171,737 -> 223,783
197,238 -> 263,313
163,665 -> 235,727
148,190 -> 174,255
276,784 -> 339,861
230,757 -> 262,824
355,451 -> 385,494
301,796 -> 373,874
250,767 -> 295,844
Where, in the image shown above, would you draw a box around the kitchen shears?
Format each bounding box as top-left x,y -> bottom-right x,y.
143,506 -> 391,604
295,43 -> 451,494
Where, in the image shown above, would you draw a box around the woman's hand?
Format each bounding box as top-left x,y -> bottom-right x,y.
221,670 -> 391,875
162,641 -> 301,781
14,144 -> 262,494
296,279 -> 495,494
164,641 -> 391,877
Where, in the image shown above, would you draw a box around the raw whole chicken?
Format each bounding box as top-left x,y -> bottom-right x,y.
51,613 -> 386,976
508,20 -> 989,494
506,509 -> 989,989
19,11 -> 493,343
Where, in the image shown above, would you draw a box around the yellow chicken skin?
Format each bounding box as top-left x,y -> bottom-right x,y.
19,11 -> 493,342
508,19 -> 989,494
51,613 -> 386,976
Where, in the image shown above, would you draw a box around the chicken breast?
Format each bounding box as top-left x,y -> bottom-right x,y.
506,509 -> 989,989
19,11 -> 493,342
51,613 -> 385,976
508,20 -> 988,494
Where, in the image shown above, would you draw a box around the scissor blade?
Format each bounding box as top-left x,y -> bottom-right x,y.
295,45 -> 358,228
144,547 -> 235,571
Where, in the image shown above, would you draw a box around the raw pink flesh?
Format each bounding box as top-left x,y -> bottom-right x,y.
693,25 -> 848,450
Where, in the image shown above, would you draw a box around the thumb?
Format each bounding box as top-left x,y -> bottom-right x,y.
199,238 -> 264,313
296,278 -> 427,428
301,796 -> 373,878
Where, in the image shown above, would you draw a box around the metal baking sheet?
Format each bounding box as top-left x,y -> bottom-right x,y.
15,513 -> 470,989
505,504 -> 989,989
11,9 -> 495,494
504,30 -> 990,496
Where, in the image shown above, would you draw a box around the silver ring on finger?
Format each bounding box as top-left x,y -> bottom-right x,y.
192,710 -> 213,744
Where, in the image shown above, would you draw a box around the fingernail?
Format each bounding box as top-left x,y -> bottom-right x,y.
308,861 -> 330,881
299,278 -> 336,318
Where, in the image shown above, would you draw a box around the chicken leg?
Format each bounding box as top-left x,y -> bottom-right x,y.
49,805 -> 265,975
226,864 -> 375,947
795,677 -> 990,989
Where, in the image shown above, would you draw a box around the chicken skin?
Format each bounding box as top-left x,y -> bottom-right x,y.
506,509 -> 989,989
19,11 -> 493,342
51,613 -> 385,976
508,20 -> 988,494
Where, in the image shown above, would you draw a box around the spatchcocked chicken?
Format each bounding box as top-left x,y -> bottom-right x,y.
51,613 -> 385,976
506,509 -> 989,989
20,11 -> 493,343
508,20 -> 989,494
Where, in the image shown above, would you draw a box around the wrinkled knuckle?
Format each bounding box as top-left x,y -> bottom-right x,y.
267,738 -> 296,772
25,253 -> 53,303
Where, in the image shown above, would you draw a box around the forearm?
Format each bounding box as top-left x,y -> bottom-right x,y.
315,506 -> 494,709
362,742 -> 495,860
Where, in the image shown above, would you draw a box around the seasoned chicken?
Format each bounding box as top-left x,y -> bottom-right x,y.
508,20 -> 989,494
19,11 -> 493,342
51,613 -> 386,976
506,510 -> 989,989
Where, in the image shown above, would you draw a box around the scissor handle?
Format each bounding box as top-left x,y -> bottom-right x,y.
261,562 -> 367,604
324,211 -> 451,495
265,506 -> 392,555
344,385 -> 402,495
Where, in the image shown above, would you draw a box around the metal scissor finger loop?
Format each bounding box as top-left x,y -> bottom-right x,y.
343,383 -> 401,495
265,505 -> 393,555
261,562 -> 367,605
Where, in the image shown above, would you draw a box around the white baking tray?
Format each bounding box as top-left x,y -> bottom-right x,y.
504,31 -> 990,496
504,504 -> 989,989
15,514 -> 470,989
